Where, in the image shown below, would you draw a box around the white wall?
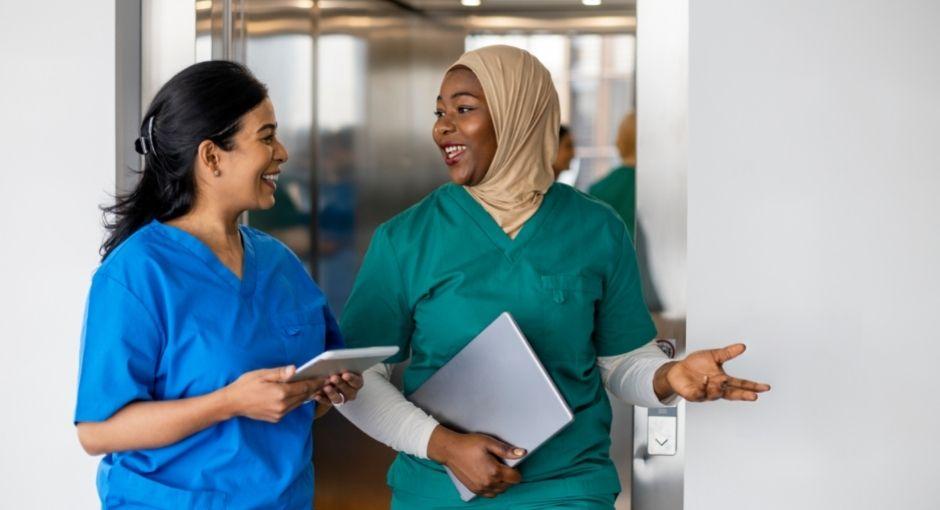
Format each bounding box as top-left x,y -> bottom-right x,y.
686,1 -> 940,509
0,1 -> 115,508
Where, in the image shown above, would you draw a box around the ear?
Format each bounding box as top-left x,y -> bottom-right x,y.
196,139 -> 221,177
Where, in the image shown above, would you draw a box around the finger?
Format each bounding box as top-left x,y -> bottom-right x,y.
303,377 -> 328,392
721,387 -> 760,401
704,375 -> 728,401
258,365 -> 296,383
497,475 -> 517,491
714,343 -> 747,364
322,384 -> 345,405
489,482 -> 510,495
312,393 -> 332,406
499,466 -> 522,485
302,378 -> 329,398
285,385 -> 315,404
341,372 -> 364,389
329,377 -> 358,399
488,479 -> 508,491
723,376 -> 771,392
483,438 -> 526,460
282,393 -> 310,414
281,380 -> 315,399
705,379 -> 724,401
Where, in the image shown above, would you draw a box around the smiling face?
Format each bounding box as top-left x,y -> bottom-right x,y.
211,98 -> 288,211
432,67 -> 497,186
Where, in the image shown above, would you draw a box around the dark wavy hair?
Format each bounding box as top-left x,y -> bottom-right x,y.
100,61 -> 268,259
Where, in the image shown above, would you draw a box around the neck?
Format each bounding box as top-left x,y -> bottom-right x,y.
168,199 -> 243,248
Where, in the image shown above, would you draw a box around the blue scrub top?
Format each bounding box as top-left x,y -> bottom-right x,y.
75,220 -> 343,509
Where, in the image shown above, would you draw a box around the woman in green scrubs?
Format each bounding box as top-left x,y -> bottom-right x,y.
590,112 -> 638,241
339,45 -> 770,509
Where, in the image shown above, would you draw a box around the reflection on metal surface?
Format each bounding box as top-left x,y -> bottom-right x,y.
634,401 -> 685,509
630,0 -> 689,507
198,2 -> 464,508
404,0 -> 635,12
631,319 -> 685,510
116,0 -> 142,195
312,9 -> 465,509
448,14 -> 635,32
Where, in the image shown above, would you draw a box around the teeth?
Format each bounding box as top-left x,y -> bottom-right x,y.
445,145 -> 466,155
262,174 -> 279,182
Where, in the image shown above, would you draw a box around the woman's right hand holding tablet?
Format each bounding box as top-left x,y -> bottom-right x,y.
222,365 -> 326,423
427,425 -> 525,498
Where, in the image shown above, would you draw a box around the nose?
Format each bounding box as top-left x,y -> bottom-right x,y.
434,116 -> 455,138
274,138 -> 289,163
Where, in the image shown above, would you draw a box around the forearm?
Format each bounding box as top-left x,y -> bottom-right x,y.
337,363 -> 439,459
76,389 -> 234,455
598,341 -> 679,408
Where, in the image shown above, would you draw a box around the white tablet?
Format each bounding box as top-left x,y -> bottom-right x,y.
288,346 -> 400,382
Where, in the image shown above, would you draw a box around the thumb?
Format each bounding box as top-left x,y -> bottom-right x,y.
484,438 -> 526,460
259,365 -> 295,382
715,343 -> 746,364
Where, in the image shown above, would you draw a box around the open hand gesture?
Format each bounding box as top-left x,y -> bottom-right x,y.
657,343 -> 771,402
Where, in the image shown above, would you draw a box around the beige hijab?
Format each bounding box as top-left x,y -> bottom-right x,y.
448,45 -> 560,238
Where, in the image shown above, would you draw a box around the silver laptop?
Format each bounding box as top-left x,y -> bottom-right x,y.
408,312 -> 574,501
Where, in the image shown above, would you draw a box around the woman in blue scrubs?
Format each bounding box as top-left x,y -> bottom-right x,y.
74,61 -> 361,509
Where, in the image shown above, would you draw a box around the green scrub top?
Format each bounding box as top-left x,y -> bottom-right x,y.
588,165 -> 636,241
341,182 -> 655,508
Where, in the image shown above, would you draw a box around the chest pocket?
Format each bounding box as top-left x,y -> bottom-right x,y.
273,306 -> 326,364
541,274 -> 603,304
537,273 -> 603,362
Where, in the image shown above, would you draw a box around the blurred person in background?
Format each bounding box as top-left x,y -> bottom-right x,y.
552,124 -> 575,180
590,112 -> 637,241
590,111 -> 663,312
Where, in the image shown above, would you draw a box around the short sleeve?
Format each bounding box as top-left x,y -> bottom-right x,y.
593,228 -> 657,356
74,274 -> 164,423
340,225 -> 413,363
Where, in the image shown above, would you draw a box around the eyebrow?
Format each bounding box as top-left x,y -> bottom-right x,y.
436,91 -> 479,101
257,123 -> 277,133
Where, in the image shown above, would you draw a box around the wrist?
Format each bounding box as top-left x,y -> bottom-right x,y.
212,385 -> 239,421
427,425 -> 458,465
653,361 -> 678,401
314,400 -> 332,419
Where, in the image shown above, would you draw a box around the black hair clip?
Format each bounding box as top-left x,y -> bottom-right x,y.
134,137 -> 149,155
134,116 -> 156,156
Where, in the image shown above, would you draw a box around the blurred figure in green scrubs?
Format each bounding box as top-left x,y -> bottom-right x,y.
552,124 -> 575,180
589,112 -> 663,311
590,112 -> 638,240
338,46 -> 770,509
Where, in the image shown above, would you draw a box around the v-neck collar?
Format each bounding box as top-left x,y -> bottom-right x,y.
152,220 -> 257,297
446,183 -> 561,261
